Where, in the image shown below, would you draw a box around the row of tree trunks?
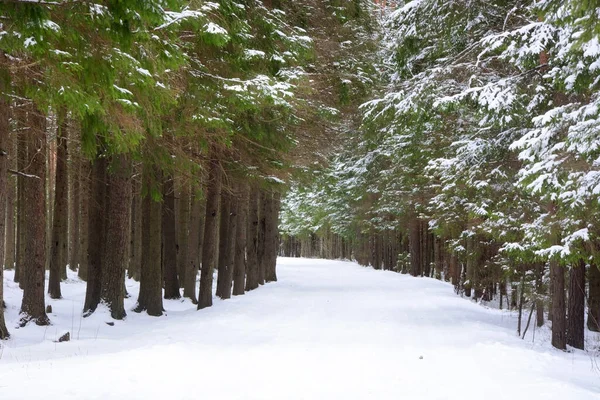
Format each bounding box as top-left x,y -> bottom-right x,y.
1,129 -> 282,328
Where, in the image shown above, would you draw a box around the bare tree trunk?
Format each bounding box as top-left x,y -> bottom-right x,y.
221,190 -> 238,299
216,188 -> 231,299
233,183 -> 248,296
68,125 -> 80,272
128,172 -> 142,281
265,192 -> 280,282
567,261 -> 585,349
0,74 -> 11,338
135,166 -> 163,316
100,154 -> 132,320
245,186 -> 260,291
198,158 -> 222,309
48,109 -> 69,299
175,177 -> 188,286
550,258 -> 566,350
83,156 -> 106,315
15,113 -> 27,287
535,262 -> 545,327
78,159 -> 90,281
257,190 -> 267,283
409,215 -> 421,277
19,106 -> 49,326
4,130 -> 16,271
184,187 -> 199,304
162,175 -> 180,299
588,263 -> 600,332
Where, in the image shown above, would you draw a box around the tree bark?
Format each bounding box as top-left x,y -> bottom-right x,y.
245,186 -> 260,291
198,158 -> 222,309
100,154 -> 132,320
216,188 -> 232,299
550,258 -> 566,350
15,112 -> 27,287
19,106 -> 49,326
257,190 -> 267,283
176,177 -> 189,286
4,130 -> 16,271
78,159 -> 90,281
588,263 -> 600,332
265,192 -> 280,282
535,262 -> 545,327
128,172 -> 142,281
48,109 -> 69,299
135,166 -> 163,316
233,184 -> 248,296
83,156 -> 106,315
0,73 -> 11,338
566,261 -> 585,350
162,175 -> 180,299
68,127 -> 80,272
184,188 -> 200,303
409,215 -> 421,277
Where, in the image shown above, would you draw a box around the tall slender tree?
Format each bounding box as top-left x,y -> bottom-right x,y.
100,154 -> 132,319
19,106 -> 49,326
198,157 -> 222,309
48,109 -> 69,299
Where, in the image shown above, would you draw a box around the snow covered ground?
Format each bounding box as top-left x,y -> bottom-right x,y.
1,258 -> 599,399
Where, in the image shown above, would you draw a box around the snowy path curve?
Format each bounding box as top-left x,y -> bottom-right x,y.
1,258 -> 599,399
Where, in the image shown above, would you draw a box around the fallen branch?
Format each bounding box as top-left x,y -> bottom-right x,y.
8,169 -> 41,179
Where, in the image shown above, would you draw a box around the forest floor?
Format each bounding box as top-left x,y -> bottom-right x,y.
1,258 -> 599,399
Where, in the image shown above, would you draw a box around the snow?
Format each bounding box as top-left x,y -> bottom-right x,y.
1,258 -> 599,399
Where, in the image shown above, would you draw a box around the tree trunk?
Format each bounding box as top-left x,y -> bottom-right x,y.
78,159 -> 90,281
48,109 -> 69,299
216,189 -> 232,299
100,154 -> 132,320
19,106 -> 49,326
535,262 -> 545,327
265,192 -> 279,282
257,190 -> 267,283
15,113 -> 27,287
245,186 -> 260,291
222,191 -> 239,299
198,158 -> 222,309
233,184 -> 248,296
0,74 -> 11,338
184,188 -> 200,304
4,131 -> 16,271
128,172 -> 142,281
162,175 -> 180,299
83,156 -> 106,315
566,261 -> 585,350
588,263 -> 600,332
409,215 -> 421,277
68,127 -> 80,271
550,258 -> 566,350
176,178 -> 189,286
135,166 -> 163,316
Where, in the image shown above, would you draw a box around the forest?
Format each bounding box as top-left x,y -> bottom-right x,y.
280,0 -> 600,353
0,0 -> 599,392
0,0 -> 374,340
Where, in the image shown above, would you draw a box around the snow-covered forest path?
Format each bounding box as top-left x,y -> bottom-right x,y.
1,258 -> 599,399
